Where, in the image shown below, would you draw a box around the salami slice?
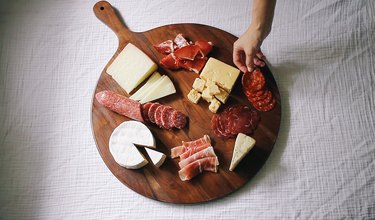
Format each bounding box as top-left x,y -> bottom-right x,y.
141,102 -> 153,122
95,90 -> 144,122
154,105 -> 165,128
161,106 -> 175,129
250,90 -> 271,102
171,110 -> 187,129
253,90 -> 273,107
250,69 -> 266,91
148,103 -> 161,123
256,97 -> 276,112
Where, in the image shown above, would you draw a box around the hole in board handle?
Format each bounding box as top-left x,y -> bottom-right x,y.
100,6 -> 104,10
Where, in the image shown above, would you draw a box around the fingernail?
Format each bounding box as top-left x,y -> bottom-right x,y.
247,67 -> 253,72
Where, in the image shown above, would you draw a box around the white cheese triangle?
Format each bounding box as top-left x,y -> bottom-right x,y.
139,75 -> 176,104
145,148 -> 166,168
129,72 -> 161,101
229,133 -> 256,171
107,43 -> 158,94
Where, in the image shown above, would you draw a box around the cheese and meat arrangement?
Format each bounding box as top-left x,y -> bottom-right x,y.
94,33 -> 277,182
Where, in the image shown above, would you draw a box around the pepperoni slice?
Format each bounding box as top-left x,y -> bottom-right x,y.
249,69 -> 266,92
141,103 -> 153,122
148,103 -> 161,123
250,90 -> 271,102
161,106 -> 175,129
256,97 -> 276,112
171,110 -> 187,129
254,91 -> 273,107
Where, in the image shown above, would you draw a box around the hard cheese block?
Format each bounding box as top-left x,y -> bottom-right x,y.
200,57 -> 240,93
229,133 -> 256,171
139,75 -> 176,104
129,72 -> 161,101
107,43 -> 158,94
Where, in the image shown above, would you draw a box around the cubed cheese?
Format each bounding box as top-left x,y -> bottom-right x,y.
200,58 -> 240,92
192,78 -> 206,92
206,80 -> 220,95
187,89 -> 202,104
107,43 -> 158,94
201,88 -> 213,102
209,98 -> 221,113
214,87 -> 230,104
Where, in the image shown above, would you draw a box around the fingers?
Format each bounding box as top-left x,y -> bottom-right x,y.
253,57 -> 265,67
245,49 -> 256,72
233,46 -> 248,73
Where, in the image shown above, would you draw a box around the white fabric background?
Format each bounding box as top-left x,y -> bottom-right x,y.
0,0 -> 374,219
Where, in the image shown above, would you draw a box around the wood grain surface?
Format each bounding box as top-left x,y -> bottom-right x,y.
91,1 -> 281,204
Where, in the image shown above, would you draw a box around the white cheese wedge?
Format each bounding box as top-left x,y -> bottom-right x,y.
145,148 -> 166,167
107,43 -> 158,94
139,75 -> 176,104
129,72 -> 161,101
200,58 -> 240,93
229,133 -> 256,171
109,121 -> 155,169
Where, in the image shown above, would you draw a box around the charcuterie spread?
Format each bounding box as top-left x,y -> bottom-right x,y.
91,0 -> 281,203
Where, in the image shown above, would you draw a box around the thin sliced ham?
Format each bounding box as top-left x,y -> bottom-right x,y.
174,45 -> 200,61
194,40 -> 213,58
179,57 -> 207,74
179,142 -> 211,160
160,53 -> 180,70
178,146 -> 217,169
153,39 -> 174,54
178,157 -> 219,181
171,134 -> 211,158
174,33 -> 189,48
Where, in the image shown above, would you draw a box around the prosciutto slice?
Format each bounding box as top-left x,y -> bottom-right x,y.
178,146 -> 217,169
170,135 -> 211,158
153,39 -> 174,54
178,157 -> 219,181
179,143 -> 210,160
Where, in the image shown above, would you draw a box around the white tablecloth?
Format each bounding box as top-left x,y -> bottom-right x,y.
1,0 -> 374,219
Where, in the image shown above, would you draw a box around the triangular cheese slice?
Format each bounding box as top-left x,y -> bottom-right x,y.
129,72 -> 161,101
229,133 -> 256,171
145,148 -> 166,168
139,75 -> 176,104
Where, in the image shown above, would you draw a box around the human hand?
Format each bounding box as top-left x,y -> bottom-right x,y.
233,27 -> 266,73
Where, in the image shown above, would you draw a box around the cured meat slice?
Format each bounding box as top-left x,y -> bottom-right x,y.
161,106 -> 175,129
174,33 -> 189,48
194,40 -> 213,57
182,134 -> 211,149
178,146 -> 217,169
255,97 -> 276,112
141,102 -> 153,122
171,146 -> 185,159
95,90 -> 144,122
179,142 -> 211,160
251,90 -> 273,106
174,45 -> 200,61
179,57 -> 207,74
212,105 -> 260,138
160,53 -> 180,70
178,157 -> 219,181
148,103 -> 161,123
154,105 -> 165,128
153,39 -> 174,54
249,69 -> 266,91
171,110 -> 187,129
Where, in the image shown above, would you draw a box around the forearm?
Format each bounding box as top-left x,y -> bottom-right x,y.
248,0 -> 276,42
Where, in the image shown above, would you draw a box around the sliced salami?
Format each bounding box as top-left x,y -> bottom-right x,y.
148,103 -> 161,123
154,105 -> 165,128
256,97 -> 276,112
171,110 -> 187,129
161,106 -> 175,129
141,102 -> 153,122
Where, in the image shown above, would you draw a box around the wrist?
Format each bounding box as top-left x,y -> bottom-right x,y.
247,23 -> 270,42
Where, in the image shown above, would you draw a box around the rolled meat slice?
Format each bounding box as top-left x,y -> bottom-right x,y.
179,142 -> 211,160
153,39 -> 174,54
178,146 -> 217,169
170,135 -> 211,158
95,90 -> 144,122
178,157 -> 219,181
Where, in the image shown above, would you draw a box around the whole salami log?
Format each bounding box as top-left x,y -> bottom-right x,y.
95,90 -> 144,122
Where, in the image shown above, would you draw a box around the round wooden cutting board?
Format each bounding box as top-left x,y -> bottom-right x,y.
91,1 -> 281,204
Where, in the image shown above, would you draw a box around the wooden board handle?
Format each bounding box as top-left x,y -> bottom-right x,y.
93,1 -> 131,42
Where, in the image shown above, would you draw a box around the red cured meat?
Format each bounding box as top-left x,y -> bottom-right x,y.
171,146 -> 185,159
255,97 -> 276,112
179,142 -> 211,160
160,53 -> 180,70
153,40 -> 174,54
95,90 -> 144,122
141,102 -> 153,122
174,33 -> 189,48
171,110 -> 187,129
178,146 -> 217,169
179,58 -> 207,74
171,135 -> 210,158
154,105 -> 165,128
178,157 -> 219,181
161,106 -> 175,130
148,103 -> 161,123
194,40 -> 213,57
174,45 -> 200,61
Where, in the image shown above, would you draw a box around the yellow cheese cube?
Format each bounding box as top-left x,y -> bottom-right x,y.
206,80 -> 220,95
209,98 -> 221,113
214,87 -> 230,104
201,88 -> 213,102
200,58 -> 240,92
192,78 -> 206,92
187,89 -> 202,104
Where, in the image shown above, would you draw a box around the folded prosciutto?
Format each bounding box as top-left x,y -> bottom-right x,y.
178,146 -> 217,169
178,157 -> 219,181
170,135 -> 211,158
